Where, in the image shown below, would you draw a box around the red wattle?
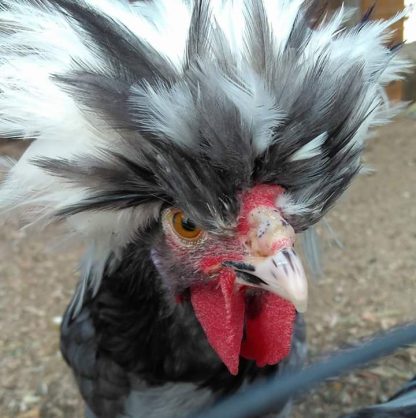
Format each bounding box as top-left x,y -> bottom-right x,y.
190,185 -> 296,374
241,292 -> 296,367
190,270 -> 245,375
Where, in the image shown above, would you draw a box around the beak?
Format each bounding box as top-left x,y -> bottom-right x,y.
224,248 -> 308,313
224,206 -> 308,312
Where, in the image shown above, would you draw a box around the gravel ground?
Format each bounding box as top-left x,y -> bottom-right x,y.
0,118 -> 415,418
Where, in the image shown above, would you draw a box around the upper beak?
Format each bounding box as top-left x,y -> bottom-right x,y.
224,248 -> 308,312
224,207 -> 308,313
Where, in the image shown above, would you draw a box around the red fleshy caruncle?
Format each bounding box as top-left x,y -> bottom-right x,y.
189,184 -> 296,375
237,184 -> 285,236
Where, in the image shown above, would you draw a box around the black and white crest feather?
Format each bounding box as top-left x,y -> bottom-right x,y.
0,0 -> 411,289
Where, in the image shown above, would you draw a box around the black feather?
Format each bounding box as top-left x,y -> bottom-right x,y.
186,0 -> 212,67
61,231 -> 305,416
244,0 -> 275,77
361,3 -> 377,25
49,0 -> 175,83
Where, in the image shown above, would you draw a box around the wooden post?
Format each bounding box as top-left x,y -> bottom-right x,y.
323,1 -> 405,101
361,0 -> 405,101
361,0 -> 404,41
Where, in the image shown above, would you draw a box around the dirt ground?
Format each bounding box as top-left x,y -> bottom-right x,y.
0,117 -> 415,418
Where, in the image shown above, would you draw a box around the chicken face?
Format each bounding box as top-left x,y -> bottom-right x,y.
151,184 -> 307,374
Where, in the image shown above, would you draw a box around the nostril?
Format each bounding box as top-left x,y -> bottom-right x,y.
245,237 -> 270,257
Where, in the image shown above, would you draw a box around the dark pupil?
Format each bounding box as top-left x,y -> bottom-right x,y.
181,217 -> 196,231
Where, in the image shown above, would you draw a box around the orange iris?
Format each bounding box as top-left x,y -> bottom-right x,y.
171,210 -> 202,240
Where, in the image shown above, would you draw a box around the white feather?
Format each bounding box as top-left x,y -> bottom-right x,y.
214,69 -> 285,154
263,0 -> 307,49
132,0 -> 192,68
130,81 -> 198,147
276,192 -> 316,218
290,133 -> 327,161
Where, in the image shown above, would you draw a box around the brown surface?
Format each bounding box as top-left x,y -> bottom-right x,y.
0,118 -> 415,417
319,1 -> 405,102
362,0 -> 405,101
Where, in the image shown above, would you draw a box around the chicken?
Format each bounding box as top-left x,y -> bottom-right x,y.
0,1 -> 410,417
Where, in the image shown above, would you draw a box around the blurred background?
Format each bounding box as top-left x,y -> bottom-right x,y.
1,1 -> 415,417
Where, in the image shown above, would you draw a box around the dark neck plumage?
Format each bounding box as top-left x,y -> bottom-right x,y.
82,235 -> 278,392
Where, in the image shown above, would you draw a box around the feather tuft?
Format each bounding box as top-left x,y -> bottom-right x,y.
0,0 -> 411,303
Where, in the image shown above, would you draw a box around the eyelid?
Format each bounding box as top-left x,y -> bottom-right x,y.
163,208 -> 207,245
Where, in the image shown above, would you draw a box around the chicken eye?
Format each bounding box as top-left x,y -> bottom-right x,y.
171,210 -> 202,240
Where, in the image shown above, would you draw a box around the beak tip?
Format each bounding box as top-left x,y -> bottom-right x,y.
291,284 -> 308,313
